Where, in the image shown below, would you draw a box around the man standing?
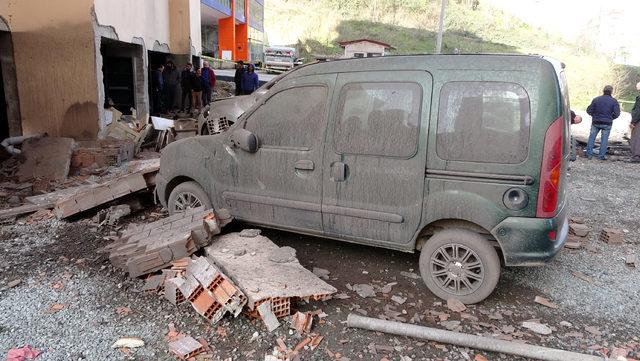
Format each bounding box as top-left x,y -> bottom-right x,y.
201,61 -> 216,105
163,61 -> 180,111
180,63 -> 193,112
234,61 -> 245,96
241,64 -> 259,95
629,82 -> 640,163
570,110 -> 582,161
152,64 -> 165,115
586,85 -> 620,160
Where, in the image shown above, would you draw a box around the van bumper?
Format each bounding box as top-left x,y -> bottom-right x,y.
155,174 -> 169,208
491,205 -> 568,266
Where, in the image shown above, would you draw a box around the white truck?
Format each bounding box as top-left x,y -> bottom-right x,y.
264,46 -> 297,73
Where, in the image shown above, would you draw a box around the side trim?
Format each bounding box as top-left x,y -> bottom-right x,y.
223,192 -> 404,223
223,191 -> 321,212
426,169 -> 534,186
323,205 -> 404,223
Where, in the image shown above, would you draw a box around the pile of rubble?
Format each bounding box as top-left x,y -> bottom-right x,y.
101,206 -> 336,357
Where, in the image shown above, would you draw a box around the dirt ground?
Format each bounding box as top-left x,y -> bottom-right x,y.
1,157 -> 639,361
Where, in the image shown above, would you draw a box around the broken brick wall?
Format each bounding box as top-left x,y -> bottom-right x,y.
0,0 -> 100,140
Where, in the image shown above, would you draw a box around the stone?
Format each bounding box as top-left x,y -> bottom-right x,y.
522,321 -> 552,335
352,284 -> 376,298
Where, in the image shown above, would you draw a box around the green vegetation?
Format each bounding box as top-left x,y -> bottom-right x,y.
265,0 -> 638,109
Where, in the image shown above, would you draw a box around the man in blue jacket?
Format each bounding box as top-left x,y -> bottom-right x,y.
586,85 -> 620,160
241,64 -> 260,95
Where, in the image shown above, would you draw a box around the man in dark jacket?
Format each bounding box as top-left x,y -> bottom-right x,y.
201,61 -> 216,105
629,82 -> 640,163
234,61 -> 245,96
163,61 -> 180,111
152,64 -> 165,115
241,64 -> 259,95
586,85 -> 620,160
180,63 -> 193,112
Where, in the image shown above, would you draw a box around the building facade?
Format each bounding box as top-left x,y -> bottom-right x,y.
200,0 -> 264,63
339,39 -> 394,59
0,0 -> 202,140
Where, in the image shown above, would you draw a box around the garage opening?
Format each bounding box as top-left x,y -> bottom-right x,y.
100,38 -> 144,115
0,29 -> 20,139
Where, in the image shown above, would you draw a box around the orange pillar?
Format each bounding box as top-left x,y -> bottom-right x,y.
218,0 -> 236,60
234,0 -> 249,61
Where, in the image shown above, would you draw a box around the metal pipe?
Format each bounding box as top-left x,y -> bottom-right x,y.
435,0 -> 447,54
347,314 -> 604,361
1,134 -> 44,155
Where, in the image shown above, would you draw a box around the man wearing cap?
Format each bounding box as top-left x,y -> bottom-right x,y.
586,85 -> 620,160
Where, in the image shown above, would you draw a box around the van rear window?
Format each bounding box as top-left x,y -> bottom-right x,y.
437,81 -> 531,164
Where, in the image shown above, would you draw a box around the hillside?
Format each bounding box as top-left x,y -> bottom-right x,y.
265,0 -> 639,109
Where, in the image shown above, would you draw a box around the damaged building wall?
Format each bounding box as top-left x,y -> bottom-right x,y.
0,0 -> 100,139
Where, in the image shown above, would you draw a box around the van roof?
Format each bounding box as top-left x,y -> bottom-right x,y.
289,53 -> 559,78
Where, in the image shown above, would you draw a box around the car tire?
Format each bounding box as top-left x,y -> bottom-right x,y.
419,228 -> 500,304
167,181 -> 213,215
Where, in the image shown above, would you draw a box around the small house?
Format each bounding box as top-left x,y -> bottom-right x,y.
338,39 -> 395,59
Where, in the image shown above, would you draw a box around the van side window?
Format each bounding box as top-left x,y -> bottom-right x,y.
437,82 -> 531,164
333,82 -> 422,157
245,86 -> 327,148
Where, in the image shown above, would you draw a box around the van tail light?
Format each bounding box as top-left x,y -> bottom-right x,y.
536,116 -> 564,218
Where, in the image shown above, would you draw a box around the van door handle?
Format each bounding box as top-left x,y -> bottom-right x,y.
295,160 -> 315,170
331,162 -> 348,182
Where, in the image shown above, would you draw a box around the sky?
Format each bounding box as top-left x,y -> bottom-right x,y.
485,0 -> 640,64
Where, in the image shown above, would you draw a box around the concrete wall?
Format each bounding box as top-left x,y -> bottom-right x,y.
0,0 -> 99,139
343,42 -> 387,58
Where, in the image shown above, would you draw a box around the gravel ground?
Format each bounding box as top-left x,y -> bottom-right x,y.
1,158 -> 639,360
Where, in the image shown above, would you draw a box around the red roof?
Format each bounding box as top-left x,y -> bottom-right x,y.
338,39 -> 395,50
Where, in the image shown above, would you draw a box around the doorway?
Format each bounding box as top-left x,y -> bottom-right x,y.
100,38 -> 144,115
0,30 -> 20,139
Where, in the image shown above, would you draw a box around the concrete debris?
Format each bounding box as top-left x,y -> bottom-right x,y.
625,254 -> 637,268
16,136 -> 75,182
269,246 -> 297,263
111,337 -> 145,349
568,223 -> 591,237
290,311 -> 313,334
168,336 -> 206,360
391,295 -> 407,305
534,296 -> 559,309
312,267 -> 331,280
352,284 -> 376,298
95,204 -> 131,227
164,277 -> 186,305
105,207 -> 232,277
205,232 -> 337,319
239,228 -> 261,238
400,271 -> 421,280
564,235 -> 583,250
446,298 -> 467,313
258,300 -> 281,332
600,228 -> 624,244
521,321 -> 552,335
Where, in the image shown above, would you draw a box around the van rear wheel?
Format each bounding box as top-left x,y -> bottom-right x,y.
168,181 -> 212,215
419,229 -> 500,304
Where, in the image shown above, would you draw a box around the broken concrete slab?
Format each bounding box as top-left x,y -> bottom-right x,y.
16,137 -> 75,182
204,232 -> 337,317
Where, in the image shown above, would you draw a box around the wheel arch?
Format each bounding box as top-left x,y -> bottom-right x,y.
415,218 -> 505,264
164,175 -> 197,204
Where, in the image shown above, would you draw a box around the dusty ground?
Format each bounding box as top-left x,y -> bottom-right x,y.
1,157 -> 639,361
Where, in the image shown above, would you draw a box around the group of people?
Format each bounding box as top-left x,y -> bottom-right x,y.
581,83 -> 640,163
233,61 -> 260,96
178,61 -> 216,112
151,59 -> 261,114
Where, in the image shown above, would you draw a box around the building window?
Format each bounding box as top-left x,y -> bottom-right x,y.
246,86 -> 328,148
236,0 -> 246,18
353,53 -> 365,58
437,81 -> 531,163
333,82 -> 422,157
249,0 -> 264,31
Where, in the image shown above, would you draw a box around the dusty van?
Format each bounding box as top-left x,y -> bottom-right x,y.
156,55 -> 570,303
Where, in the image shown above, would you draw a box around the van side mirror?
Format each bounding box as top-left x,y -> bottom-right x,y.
230,128 -> 258,153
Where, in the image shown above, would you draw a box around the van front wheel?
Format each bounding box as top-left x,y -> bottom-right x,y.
419,229 -> 500,304
168,181 -> 212,215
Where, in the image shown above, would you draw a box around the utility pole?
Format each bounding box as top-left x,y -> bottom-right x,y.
435,0 -> 447,54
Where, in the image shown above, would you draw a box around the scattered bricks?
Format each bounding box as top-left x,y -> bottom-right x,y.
257,300 -> 281,332
290,312 -> 313,334
564,235 -> 582,250
203,212 -> 221,238
600,228 -> 624,244
179,274 -> 204,301
168,336 -> 206,360
165,277 -> 186,305
71,139 -> 135,168
190,290 -> 220,321
569,223 -> 591,237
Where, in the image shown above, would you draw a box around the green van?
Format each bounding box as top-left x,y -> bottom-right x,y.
156,54 -> 570,303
